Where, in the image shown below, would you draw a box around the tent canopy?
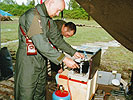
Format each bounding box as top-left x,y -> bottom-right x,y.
0,9 -> 13,16
76,0 -> 133,52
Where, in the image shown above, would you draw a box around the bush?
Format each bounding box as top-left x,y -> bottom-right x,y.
63,8 -> 88,19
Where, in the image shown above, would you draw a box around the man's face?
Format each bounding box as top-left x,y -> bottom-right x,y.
50,9 -> 62,18
61,26 -> 74,38
49,0 -> 65,18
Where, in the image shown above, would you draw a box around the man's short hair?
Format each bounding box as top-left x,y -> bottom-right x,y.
64,22 -> 76,34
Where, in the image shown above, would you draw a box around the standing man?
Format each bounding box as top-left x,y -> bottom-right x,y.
15,0 -> 84,100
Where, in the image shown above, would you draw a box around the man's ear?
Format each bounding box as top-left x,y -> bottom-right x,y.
62,24 -> 65,28
61,24 -> 65,31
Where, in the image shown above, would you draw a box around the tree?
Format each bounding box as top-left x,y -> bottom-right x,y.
68,0 -> 90,20
27,0 -> 35,6
68,0 -> 80,10
22,2 -> 25,6
3,0 -> 15,4
30,0 -> 35,6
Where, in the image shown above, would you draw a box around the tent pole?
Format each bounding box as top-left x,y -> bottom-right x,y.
61,11 -> 63,19
0,15 -> 1,50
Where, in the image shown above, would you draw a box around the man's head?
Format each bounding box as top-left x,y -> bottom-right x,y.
45,0 -> 65,18
61,22 -> 76,38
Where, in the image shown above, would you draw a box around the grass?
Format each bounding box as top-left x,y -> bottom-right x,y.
62,19 -> 114,45
1,17 -> 133,81
99,46 -> 133,80
55,17 -> 98,26
1,42 -> 18,52
1,20 -> 18,43
56,18 -> 113,44
64,27 -> 114,45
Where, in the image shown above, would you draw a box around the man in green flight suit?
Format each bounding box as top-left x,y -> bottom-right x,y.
15,0 -> 84,100
50,19 -> 77,73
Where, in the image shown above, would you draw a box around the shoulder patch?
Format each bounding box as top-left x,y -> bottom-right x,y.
27,14 -> 43,38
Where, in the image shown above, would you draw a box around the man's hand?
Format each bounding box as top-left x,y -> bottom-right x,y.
74,52 -> 84,59
63,57 -> 79,69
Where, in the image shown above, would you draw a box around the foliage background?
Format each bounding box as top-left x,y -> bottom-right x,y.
0,2 -> 34,16
0,0 -> 88,19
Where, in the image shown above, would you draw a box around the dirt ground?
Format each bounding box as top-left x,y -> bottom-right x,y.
0,41 -> 132,100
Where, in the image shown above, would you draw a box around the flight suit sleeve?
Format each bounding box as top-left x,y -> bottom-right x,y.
47,19 -> 77,57
24,10 -> 65,65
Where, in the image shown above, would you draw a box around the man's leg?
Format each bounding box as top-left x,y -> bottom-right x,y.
33,61 -> 47,100
15,54 -> 47,100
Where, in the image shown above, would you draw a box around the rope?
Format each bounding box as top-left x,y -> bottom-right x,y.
67,78 -> 72,100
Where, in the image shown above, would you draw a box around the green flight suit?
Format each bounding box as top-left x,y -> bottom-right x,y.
15,3 -> 76,100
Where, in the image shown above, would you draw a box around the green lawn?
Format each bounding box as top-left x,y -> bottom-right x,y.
99,46 -> 133,80
1,17 -> 133,81
64,26 -> 113,45
55,18 -> 114,45
63,18 -> 99,26
1,20 -> 18,43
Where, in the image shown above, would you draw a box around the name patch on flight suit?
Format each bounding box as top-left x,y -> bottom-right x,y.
27,13 -> 43,38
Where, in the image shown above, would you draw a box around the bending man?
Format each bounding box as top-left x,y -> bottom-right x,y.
50,19 -> 77,73
15,0 -> 84,100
